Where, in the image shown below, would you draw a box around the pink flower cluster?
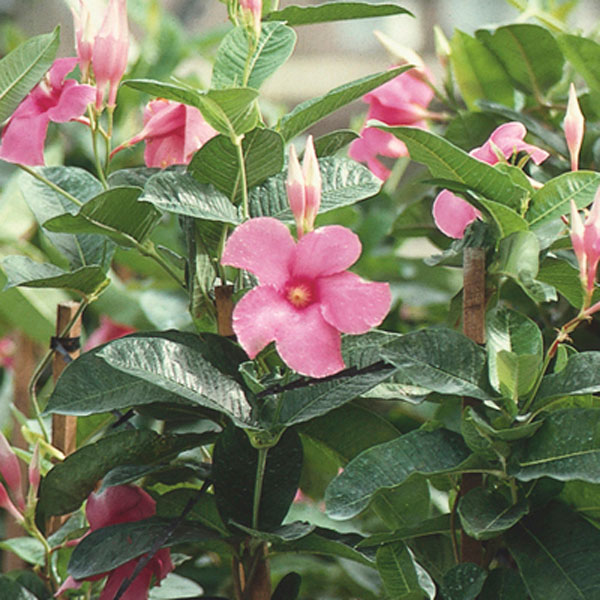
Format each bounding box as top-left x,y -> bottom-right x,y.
570,188 -> 600,297
56,485 -> 173,600
349,68 -> 435,180
432,122 -> 549,239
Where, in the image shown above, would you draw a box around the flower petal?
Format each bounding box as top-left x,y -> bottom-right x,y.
86,485 -> 155,530
275,303 -> 344,378
222,217 -> 295,287
318,271 -> 391,334
0,114 -> 49,165
291,226 -> 361,279
432,189 -> 481,239
232,286 -> 296,358
47,79 -> 95,123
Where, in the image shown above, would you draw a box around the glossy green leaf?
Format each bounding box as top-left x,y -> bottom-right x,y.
212,23 -> 296,90
43,187 -> 162,247
314,129 -> 358,156
377,542 -> 436,600
380,328 -> 497,401
558,34 -> 600,95
0,27 -> 59,123
526,171 -> 600,229
0,578 -> 37,600
381,127 -> 527,209
535,352 -> 600,408
271,573 -> 301,600
372,477 -> 431,531
325,428 -> 471,519
0,538 -> 45,566
248,156 -> 381,222
212,425 -> 302,530
441,563 -> 487,600
357,514 -> 451,548
476,24 -> 564,97
477,197 -> 528,238
511,408 -> 600,483
464,407 -> 543,443
479,569 -> 527,600
98,331 -> 255,427
278,66 -> 408,141
450,30 -> 514,110
458,488 -> 528,540
107,167 -> 159,188
141,171 -> 239,223
506,503 -> 600,599
560,480 -> 600,520
537,257 -> 589,309
2,256 -> 107,295
68,517 -> 217,579
265,2 -> 412,25
188,128 -> 284,201
38,430 -> 204,519
124,78 -> 205,106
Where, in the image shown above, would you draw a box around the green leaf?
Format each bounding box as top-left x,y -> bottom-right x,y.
506,503 -> 600,600
212,22 -> 296,90
2,256 -> 107,295
357,514 -> 452,548
265,2 -> 413,25
526,171 -> 600,229
229,521 -> 314,543
537,257 -> 589,309
558,34 -> 600,95
380,328 -> 497,401
148,573 -> 204,600
441,563 -> 487,600
0,578 -> 37,600
248,155 -> 381,221
188,128 -> 284,201
314,129 -> 358,156
68,517 -> 218,579
560,480 -> 600,521
535,352 -> 600,409
271,573 -> 302,600
450,30 -> 515,110
212,425 -> 302,530
325,428 -> 471,520
124,78 -> 205,107
141,171 -> 240,223
98,331 -> 256,428
464,407 -> 543,443
37,430 -> 204,519
486,307 -> 543,398
458,488 -> 528,540
43,187 -> 162,247
511,408 -> 600,483
0,27 -> 59,123
477,197 -> 528,238
278,66 -> 409,141
479,569 -> 528,600
476,24 -> 564,97
382,127 -> 527,210
0,538 -> 45,566
377,542 -> 436,600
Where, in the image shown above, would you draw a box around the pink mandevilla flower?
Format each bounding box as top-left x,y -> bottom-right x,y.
433,122 -> 549,239
564,83 -> 585,172
56,485 -> 173,600
570,188 -> 600,296
221,218 -> 391,378
0,58 -> 95,166
349,68 -> 434,180
111,99 -> 218,168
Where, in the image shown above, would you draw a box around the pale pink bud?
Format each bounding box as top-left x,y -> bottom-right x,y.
564,83 -> 584,172
583,187 -> 600,293
570,199 -> 586,286
28,443 -> 41,497
302,135 -> 321,232
240,0 -> 262,38
0,432 -> 22,500
0,482 -> 24,523
286,144 -> 306,236
92,0 -> 129,108
71,0 -> 95,80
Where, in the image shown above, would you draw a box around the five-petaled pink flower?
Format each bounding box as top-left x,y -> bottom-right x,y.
433,122 -> 549,239
0,58 -> 95,166
570,188 -> 600,297
111,99 -> 218,168
56,485 -> 173,600
221,217 -> 391,378
349,68 -> 434,180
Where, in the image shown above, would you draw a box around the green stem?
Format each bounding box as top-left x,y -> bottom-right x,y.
88,107 -> 109,189
18,165 -> 83,208
252,447 -> 269,530
234,137 -> 250,220
137,240 -> 186,289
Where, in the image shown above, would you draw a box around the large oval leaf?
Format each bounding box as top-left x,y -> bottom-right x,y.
265,3 -> 413,25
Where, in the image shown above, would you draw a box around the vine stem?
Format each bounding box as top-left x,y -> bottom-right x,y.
252,447 -> 269,530
137,240 -> 186,289
234,137 -> 250,220
18,165 -> 83,208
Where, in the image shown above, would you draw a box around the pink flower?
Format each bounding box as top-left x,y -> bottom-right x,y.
0,432 -> 24,511
564,83 -> 584,172
221,218 -> 391,378
0,335 -> 15,370
92,0 -> 129,108
570,189 -> 600,295
0,58 -> 95,166
71,0 -> 96,80
286,136 -> 321,237
432,190 -> 482,239
469,122 -> 549,166
349,68 -> 434,180
84,315 -> 136,351
56,485 -> 173,600
111,99 -> 218,168
0,482 -> 24,523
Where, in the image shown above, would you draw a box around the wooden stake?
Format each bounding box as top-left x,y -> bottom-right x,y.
215,285 -> 235,337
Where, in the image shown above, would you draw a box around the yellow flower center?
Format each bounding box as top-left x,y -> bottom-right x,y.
286,282 -> 314,309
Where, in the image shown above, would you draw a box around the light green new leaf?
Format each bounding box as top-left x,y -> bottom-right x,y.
477,197 -> 528,238
0,27 -> 59,123
265,3 -> 413,26
381,126 -> 528,210
278,66 -> 408,141
511,408 -> 600,483
558,34 -> 600,95
325,428 -> 471,519
212,23 -> 296,90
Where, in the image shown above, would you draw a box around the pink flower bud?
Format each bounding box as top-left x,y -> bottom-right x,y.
92,0 -> 129,108
28,443 -> 41,497
0,482 -> 24,523
286,144 -> 306,236
71,0 -> 96,80
240,0 -> 262,38
0,432 -> 23,503
302,136 -> 321,232
564,83 -> 585,172
570,199 -> 586,286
